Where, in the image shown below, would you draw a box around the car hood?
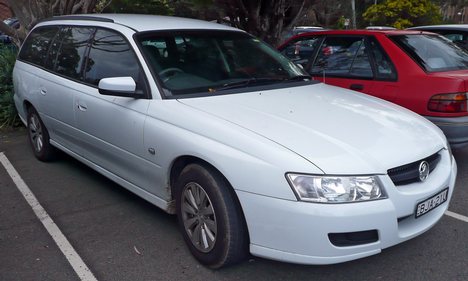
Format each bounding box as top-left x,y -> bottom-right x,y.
178,83 -> 446,174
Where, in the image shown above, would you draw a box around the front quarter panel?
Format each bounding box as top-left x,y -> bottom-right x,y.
143,99 -> 323,201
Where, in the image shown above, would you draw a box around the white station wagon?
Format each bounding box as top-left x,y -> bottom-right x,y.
13,14 -> 457,268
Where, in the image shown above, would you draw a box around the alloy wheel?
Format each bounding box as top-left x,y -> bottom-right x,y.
29,113 -> 43,153
181,182 -> 217,253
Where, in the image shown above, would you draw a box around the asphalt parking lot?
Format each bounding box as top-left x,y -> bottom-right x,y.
1,128 -> 467,281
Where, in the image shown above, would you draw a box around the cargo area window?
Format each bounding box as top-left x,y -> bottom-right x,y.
18,26 -> 60,67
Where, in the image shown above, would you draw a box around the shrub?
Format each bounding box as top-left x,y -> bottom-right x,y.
0,45 -> 21,128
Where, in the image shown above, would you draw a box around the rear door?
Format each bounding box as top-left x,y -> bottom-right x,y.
40,26 -> 96,153
18,26 -> 96,154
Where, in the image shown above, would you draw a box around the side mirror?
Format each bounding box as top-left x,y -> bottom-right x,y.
98,77 -> 141,98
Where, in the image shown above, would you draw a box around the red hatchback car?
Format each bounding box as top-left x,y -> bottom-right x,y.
278,30 -> 468,148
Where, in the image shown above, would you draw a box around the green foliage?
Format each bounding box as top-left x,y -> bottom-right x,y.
0,45 -> 21,128
335,16 -> 347,30
104,0 -> 174,15
363,0 -> 442,29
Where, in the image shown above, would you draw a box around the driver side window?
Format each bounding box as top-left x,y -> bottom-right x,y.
84,29 -> 141,87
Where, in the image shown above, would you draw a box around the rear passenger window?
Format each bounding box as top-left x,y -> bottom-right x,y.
19,26 -> 59,67
368,37 -> 397,80
84,29 -> 140,86
55,27 -> 95,80
310,36 -> 373,79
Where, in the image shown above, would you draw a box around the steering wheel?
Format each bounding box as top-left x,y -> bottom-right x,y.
158,68 -> 184,82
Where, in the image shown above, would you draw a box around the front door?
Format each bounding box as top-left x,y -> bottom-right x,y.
310,36 -> 399,102
74,28 -> 159,194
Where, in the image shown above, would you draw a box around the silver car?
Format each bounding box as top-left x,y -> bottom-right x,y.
13,14 -> 456,268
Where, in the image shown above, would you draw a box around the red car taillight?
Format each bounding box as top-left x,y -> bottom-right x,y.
428,93 -> 468,113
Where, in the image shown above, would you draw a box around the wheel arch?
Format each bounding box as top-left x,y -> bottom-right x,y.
23,100 -> 33,114
169,155 -> 236,200
168,155 -> 250,238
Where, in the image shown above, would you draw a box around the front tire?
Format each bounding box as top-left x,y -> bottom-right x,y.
27,107 -> 56,161
175,164 -> 248,268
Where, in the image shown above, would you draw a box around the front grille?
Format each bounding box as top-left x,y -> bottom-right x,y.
388,151 -> 441,186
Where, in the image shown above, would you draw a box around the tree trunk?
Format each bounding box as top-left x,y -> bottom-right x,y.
4,0 -> 101,43
217,0 -> 309,46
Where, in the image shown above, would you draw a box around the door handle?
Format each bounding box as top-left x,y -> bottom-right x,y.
77,103 -> 87,111
350,84 -> 364,91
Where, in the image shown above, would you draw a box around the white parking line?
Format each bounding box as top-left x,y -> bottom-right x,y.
0,152 -> 98,281
445,210 -> 468,223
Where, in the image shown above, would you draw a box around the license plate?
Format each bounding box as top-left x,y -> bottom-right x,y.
415,188 -> 449,218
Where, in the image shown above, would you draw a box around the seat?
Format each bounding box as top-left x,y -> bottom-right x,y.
142,45 -> 162,72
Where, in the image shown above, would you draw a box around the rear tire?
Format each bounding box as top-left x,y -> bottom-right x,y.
27,107 -> 56,161
175,163 -> 248,268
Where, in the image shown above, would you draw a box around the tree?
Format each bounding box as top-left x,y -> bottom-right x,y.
311,0 -> 344,27
182,0 -> 312,46
363,0 -> 442,29
0,0 -> 106,42
104,0 -> 173,15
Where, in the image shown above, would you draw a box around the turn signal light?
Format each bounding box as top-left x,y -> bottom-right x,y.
428,93 -> 468,113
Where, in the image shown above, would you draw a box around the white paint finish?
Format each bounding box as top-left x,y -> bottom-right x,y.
237,156 -> 457,264
180,83 -> 446,174
40,14 -> 240,33
0,153 -> 98,281
12,15 -> 459,265
98,77 -> 136,93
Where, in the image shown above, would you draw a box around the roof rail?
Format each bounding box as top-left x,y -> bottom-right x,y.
41,15 -> 114,23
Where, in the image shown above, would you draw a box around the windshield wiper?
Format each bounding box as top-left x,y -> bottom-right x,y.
285,75 -> 312,81
209,76 -> 312,93
210,77 -> 285,92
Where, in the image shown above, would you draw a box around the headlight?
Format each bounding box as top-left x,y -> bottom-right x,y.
286,174 -> 387,203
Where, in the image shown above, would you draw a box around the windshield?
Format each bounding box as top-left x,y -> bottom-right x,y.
137,30 -> 309,97
390,34 -> 468,72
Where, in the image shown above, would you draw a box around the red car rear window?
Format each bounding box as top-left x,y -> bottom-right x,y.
390,34 -> 468,72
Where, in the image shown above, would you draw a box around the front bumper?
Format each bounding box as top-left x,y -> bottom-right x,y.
424,115 -> 468,149
237,151 -> 457,265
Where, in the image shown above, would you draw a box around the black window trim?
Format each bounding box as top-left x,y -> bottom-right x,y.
18,24 -> 152,100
